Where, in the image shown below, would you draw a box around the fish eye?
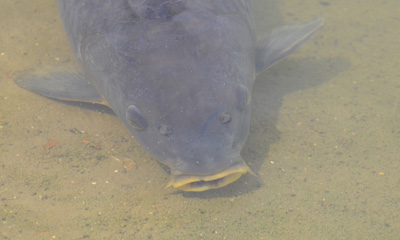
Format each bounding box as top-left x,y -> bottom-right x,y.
126,105 -> 148,130
218,112 -> 231,123
235,84 -> 250,111
159,124 -> 173,135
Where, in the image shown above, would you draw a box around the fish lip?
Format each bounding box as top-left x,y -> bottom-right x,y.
166,161 -> 252,192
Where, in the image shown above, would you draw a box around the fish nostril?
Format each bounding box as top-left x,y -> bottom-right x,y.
218,112 -> 231,123
159,124 -> 173,135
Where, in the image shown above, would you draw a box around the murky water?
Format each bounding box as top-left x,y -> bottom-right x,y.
1,0 -> 399,239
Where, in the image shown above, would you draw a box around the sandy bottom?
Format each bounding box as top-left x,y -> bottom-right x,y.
1,0 -> 399,239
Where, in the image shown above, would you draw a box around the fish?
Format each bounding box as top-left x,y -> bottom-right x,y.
16,0 -> 324,191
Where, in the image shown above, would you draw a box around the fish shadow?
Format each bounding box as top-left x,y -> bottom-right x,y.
49,99 -> 115,115
242,57 -> 349,193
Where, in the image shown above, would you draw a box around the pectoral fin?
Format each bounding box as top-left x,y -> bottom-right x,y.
15,65 -> 105,104
256,17 -> 325,74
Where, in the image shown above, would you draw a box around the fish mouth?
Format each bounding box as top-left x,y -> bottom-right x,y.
166,161 -> 252,192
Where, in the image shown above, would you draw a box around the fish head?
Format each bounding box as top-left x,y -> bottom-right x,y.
123,15 -> 255,191
127,67 -> 255,192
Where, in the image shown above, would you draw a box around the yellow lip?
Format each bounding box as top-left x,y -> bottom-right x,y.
166,161 -> 252,192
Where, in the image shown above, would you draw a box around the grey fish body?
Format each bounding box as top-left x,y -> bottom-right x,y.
17,0 -> 324,191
